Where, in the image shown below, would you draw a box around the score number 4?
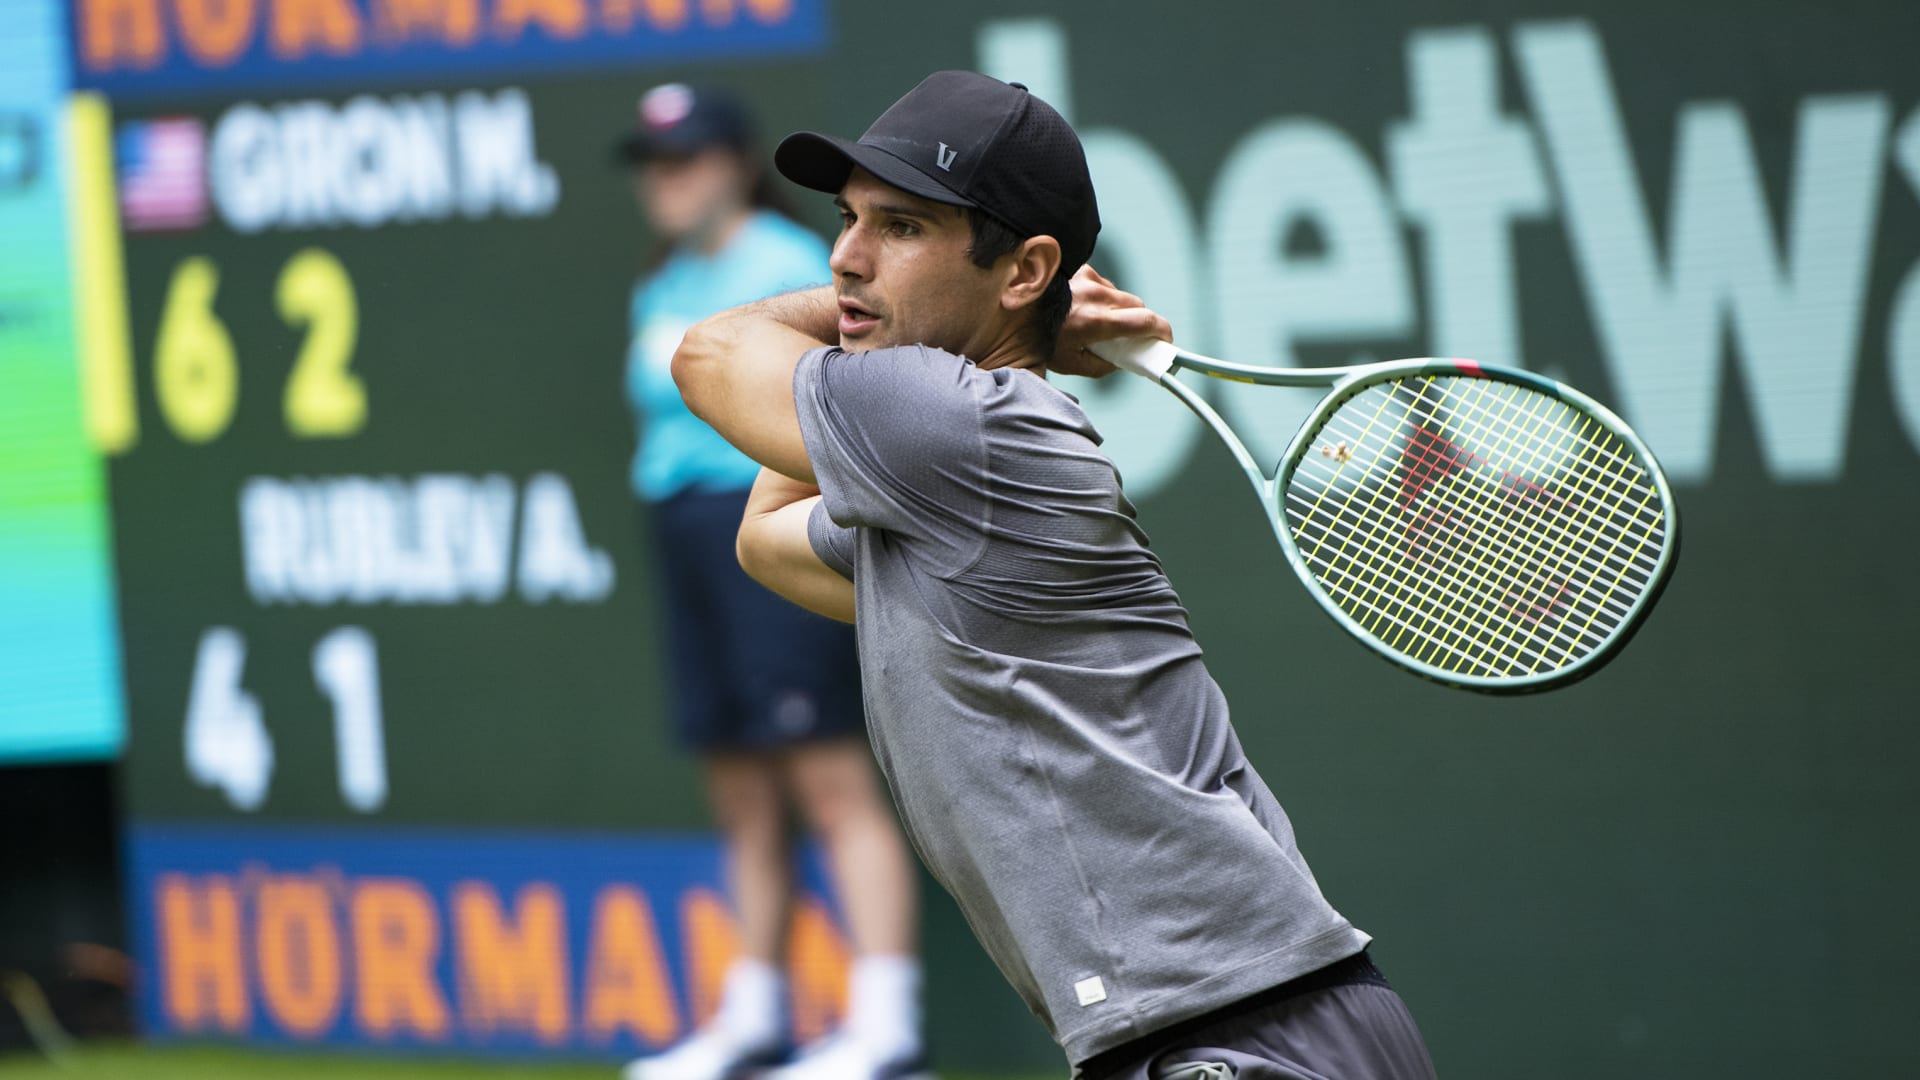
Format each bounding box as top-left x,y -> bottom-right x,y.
185,626 -> 386,813
155,248 -> 365,443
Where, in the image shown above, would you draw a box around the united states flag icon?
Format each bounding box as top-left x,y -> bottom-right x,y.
117,118 -> 207,232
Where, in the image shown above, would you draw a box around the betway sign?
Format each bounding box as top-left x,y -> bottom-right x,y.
978,19 -> 1920,495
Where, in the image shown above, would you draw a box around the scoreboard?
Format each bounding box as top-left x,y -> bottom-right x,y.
103,80 -> 649,830
70,0 -> 876,1060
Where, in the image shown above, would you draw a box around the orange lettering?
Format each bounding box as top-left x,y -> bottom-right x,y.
254,875 -> 344,1037
174,0 -> 256,65
351,879 -> 452,1040
372,0 -> 479,46
581,886 -> 679,1045
452,882 -> 570,1043
80,0 -> 167,71
493,0 -> 586,39
786,899 -> 849,1044
156,874 -> 249,1032
743,0 -> 786,22
678,888 -> 740,1028
598,0 -> 685,34
698,0 -> 730,26
270,0 -> 363,58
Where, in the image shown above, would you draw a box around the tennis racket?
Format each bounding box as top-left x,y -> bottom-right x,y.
1090,338 -> 1679,694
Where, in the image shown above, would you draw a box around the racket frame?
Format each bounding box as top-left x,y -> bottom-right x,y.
1091,339 -> 1681,693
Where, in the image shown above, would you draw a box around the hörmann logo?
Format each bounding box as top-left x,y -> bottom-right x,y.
978,18 -> 1920,494
70,0 -> 828,97
206,87 -> 559,233
132,828 -> 855,1053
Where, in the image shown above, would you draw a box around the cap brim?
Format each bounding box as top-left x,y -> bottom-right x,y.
774,132 -> 977,208
614,133 -> 653,163
617,130 -> 708,164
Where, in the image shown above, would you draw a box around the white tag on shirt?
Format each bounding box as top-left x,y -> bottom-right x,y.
1074,976 -> 1107,1006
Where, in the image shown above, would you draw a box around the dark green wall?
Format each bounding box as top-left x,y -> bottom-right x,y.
109,1 -> 1919,1074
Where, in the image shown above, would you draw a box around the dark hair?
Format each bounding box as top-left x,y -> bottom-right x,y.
964,207 -> 1073,357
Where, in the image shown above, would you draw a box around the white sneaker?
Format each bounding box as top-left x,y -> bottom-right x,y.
621,1027 -> 791,1080
761,1032 -> 933,1080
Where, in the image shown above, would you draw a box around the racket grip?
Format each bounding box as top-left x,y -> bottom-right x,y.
1090,337 -> 1179,380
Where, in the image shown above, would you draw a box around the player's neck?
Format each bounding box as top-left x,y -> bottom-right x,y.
970,328 -> 1046,374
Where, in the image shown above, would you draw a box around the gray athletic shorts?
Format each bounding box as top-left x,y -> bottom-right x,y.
1074,953 -> 1438,1080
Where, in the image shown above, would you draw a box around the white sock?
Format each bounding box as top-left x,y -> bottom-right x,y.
846,953 -> 922,1058
714,959 -> 786,1046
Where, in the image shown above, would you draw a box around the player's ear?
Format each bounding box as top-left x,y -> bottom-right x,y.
1000,234 -> 1063,313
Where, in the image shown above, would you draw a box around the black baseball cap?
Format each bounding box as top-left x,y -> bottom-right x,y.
774,70 -> 1101,274
618,83 -> 753,162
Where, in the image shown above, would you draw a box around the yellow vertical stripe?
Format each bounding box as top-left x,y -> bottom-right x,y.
67,92 -> 138,455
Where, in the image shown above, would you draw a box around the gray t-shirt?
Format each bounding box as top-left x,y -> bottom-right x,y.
792,345 -> 1369,1064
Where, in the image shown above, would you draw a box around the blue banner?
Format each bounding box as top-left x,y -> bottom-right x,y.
69,0 -> 830,100
126,822 -> 851,1058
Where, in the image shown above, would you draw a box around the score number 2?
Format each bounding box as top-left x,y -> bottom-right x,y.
185,626 -> 386,813
155,248 -> 365,444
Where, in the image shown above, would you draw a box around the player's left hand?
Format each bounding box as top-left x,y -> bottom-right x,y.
1049,265 -> 1173,378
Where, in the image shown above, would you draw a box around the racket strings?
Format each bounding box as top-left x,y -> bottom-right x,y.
1284,373 -> 1667,679
1399,379 -> 1651,659
1387,382 -> 1657,576
1311,386 -> 1650,675
1298,424 -> 1651,622
1420,381 -> 1654,671
1290,387 -> 1554,672
1299,456 -> 1601,674
1305,380 -> 1660,674
1306,429 -> 1581,676
1297,401 -> 1639,669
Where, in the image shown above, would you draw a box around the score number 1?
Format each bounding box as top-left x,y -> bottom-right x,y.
185,626 -> 386,813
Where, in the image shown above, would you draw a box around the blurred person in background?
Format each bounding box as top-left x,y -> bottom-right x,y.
615,83 -> 927,1080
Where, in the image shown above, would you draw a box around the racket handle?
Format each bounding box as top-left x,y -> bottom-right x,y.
1090,337 -> 1179,380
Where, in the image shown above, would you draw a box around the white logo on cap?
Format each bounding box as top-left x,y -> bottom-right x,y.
936,142 -> 957,171
640,84 -> 694,130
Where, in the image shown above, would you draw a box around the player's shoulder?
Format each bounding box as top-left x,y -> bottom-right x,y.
810,343 -> 973,383
803,345 -> 990,414
867,350 -> 1090,442
868,348 -> 1071,407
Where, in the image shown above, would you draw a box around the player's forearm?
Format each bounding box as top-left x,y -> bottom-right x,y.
737,471 -> 854,623
744,466 -> 823,516
687,286 -> 838,353
673,288 -> 835,394
750,285 -> 840,343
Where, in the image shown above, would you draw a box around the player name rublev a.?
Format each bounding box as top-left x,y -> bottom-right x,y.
240,472 -> 612,606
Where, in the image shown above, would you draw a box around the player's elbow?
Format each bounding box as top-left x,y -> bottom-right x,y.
670,313 -> 729,421
735,515 -> 775,590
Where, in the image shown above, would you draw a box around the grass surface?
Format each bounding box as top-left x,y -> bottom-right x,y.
0,1045 -> 1054,1080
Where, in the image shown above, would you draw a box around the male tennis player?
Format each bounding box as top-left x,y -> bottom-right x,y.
672,70 -> 1438,1080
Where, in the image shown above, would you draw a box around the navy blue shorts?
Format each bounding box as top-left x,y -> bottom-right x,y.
646,488 -> 863,752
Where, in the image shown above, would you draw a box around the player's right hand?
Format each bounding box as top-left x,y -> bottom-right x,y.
1049,265 -> 1173,378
